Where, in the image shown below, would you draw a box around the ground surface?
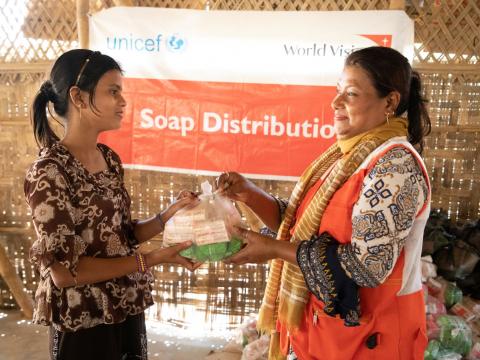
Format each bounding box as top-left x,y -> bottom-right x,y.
0,310 -> 236,360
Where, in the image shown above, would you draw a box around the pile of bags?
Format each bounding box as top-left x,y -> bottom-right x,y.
423,210 -> 480,298
422,209 -> 480,359
423,257 -> 480,359
234,315 -> 269,360
205,315 -> 268,360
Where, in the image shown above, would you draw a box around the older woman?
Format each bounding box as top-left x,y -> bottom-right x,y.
216,46 -> 431,360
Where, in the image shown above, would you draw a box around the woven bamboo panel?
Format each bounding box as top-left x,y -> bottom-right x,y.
3,1 -> 479,65
421,71 -> 480,221
187,0 -> 391,10
0,232 -> 37,310
0,74 -> 40,305
407,0 -> 480,65
0,0 -> 116,62
0,74 -> 43,229
1,0 -> 75,62
148,262 -> 269,329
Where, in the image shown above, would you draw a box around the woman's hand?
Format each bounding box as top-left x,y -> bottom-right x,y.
214,172 -> 258,204
133,190 -> 199,244
224,227 -> 299,265
147,241 -> 202,272
223,227 -> 278,265
216,173 -> 283,232
161,190 -> 200,223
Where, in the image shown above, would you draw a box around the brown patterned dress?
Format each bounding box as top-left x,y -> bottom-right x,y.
25,142 -> 153,356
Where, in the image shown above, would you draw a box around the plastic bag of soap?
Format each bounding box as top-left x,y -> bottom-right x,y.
234,314 -> 260,348
241,335 -> 269,360
426,295 -> 447,319
437,315 -> 472,356
425,339 -> 441,360
444,282 -> 463,309
163,181 -> 244,262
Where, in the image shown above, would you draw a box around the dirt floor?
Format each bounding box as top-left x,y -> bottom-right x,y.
0,310 -> 236,360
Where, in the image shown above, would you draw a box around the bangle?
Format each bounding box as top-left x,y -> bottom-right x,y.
271,194 -> 288,222
156,212 -> 165,231
135,253 -> 148,273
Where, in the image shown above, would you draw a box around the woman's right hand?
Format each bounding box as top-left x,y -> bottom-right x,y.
161,190 -> 200,224
147,241 -> 202,271
214,172 -> 258,204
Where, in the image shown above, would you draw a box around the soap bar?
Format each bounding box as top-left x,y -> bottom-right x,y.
180,236 -> 243,262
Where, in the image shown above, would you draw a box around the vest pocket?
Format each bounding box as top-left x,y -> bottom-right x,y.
307,306 -> 376,359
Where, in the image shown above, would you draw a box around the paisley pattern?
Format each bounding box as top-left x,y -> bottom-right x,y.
25,142 -> 153,332
297,233 -> 360,326
338,147 -> 428,286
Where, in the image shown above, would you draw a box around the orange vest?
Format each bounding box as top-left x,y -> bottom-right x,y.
277,143 -> 429,360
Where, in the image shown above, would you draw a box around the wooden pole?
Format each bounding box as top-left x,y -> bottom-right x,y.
198,0 -> 209,10
389,0 -> 405,10
76,0 -> 89,49
0,245 -> 33,319
112,0 -> 134,6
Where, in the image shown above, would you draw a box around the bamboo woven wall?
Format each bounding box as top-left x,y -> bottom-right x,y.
0,0 -> 479,328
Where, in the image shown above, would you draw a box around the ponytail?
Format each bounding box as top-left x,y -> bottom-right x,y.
407,71 -> 431,154
30,49 -> 123,149
345,47 -> 432,154
31,81 -> 60,148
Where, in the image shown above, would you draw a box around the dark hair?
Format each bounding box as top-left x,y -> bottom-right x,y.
31,49 -> 123,148
345,46 -> 431,153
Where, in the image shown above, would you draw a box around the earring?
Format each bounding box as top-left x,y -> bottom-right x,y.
385,112 -> 390,125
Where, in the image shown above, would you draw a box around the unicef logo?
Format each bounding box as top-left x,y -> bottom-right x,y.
166,33 -> 187,53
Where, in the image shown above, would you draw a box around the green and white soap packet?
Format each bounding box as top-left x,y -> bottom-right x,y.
163,181 -> 244,262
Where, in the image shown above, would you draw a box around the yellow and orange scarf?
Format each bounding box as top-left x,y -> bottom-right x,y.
257,118 -> 408,359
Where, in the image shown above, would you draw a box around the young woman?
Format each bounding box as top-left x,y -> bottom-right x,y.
25,49 -> 199,359
217,46 -> 431,359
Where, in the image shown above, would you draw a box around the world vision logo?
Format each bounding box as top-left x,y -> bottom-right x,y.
283,42 -> 356,57
358,35 -> 392,48
282,35 -> 392,57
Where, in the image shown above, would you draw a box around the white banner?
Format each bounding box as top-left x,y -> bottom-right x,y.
90,8 -> 414,85
89,8 -> 414,179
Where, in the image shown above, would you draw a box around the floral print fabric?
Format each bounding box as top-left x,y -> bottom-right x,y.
25,143 -> 153,332
296,146 -> 428,329
338,147 -> 428,286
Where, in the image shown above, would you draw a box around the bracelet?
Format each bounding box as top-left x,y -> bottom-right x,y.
135,253 -> 148,273
271,194 -> 288,222
156,212 -> 165,231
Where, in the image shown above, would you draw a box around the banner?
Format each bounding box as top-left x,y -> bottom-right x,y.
90,8 -> 414,180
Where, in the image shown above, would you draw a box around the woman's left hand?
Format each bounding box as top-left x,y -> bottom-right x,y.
224,227 -> 277,265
